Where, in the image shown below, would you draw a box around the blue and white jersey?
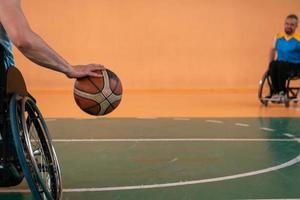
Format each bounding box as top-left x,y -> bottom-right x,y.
276,32 -> 300,64
0,23 -> 14,69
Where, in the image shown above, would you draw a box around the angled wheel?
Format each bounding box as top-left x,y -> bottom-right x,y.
258,70 -> 272,106
9,94 -> 62,200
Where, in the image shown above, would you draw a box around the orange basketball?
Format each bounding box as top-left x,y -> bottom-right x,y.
73,69 -> 122,116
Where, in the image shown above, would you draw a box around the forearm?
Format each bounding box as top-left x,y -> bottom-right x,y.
269,48 -> 276,63
0,0 -> 104,79
0,0 -> 71,75
17,31 -> 72,75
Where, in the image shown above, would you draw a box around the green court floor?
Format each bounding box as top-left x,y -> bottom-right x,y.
0,117 -> 300,199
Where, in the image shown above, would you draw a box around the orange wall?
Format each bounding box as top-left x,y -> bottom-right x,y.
14,0 -> 300,90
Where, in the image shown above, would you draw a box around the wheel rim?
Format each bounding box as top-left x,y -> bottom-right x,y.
258,71 -> 272,104
10,94 -> 62,200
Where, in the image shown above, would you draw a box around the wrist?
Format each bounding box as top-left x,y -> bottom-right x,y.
63,64 -> 74,77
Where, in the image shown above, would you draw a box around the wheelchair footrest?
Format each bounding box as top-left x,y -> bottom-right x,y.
261,96 -> 299,103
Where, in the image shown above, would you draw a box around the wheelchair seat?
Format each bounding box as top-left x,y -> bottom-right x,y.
258,69 -> 300,107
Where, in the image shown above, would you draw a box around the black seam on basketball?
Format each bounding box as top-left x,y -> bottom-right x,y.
107,94 -> 118,109
77,91 -> 113,110
109,100 -> 115,109
75,93 -> 101,109
105,105 -> 114,114
87,77 -> 101,93
74,93 -> 97,103
81,92 -> 114,110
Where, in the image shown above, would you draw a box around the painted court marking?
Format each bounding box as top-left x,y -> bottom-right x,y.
2,119 -> 299,195
46,134 -> 300,193
53,138 -> 296,142
52,134 -> 300,192
2,135 -> 299,194
45,119 -> 57,122
234,123 -> 250,127
136,117 -> 158,119
2,154 -> 300,194
260,127 -> 275,132
65,154 -> 300,192
205,120 -> 224,124
173,118 -> 190,121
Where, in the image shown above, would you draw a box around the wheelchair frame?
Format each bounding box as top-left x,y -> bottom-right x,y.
258,69 -> 300,107
0,67 -> 62,200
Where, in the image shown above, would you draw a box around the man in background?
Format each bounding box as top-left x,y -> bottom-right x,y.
269,14 -> 300,101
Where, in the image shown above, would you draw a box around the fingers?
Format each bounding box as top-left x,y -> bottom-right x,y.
87,64 -> 105,78
89,63 -> 105,71
89,71 -> 103,78
69,64 -> 106,79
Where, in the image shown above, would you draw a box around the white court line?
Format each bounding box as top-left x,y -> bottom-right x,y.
2,136 -> 300,194
284,133 -> 295,138
173,118 -> 190,121
235,123 -> 250,127
52,138 -> 296,142
169,158 -> 178,163
2,154 -> 300,194
64,154 -> 300,192
260,127 -> 275,132
205,120 -> 224,124
243,199 -> 300,200
284,133 -> 300,144
45,119 -> 57,122
136,117 -> 157,119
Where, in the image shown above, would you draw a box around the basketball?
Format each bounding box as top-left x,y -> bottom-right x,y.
73,69 -> 122,116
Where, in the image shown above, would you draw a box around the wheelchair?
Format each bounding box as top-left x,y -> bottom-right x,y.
258,69 -> 300,107
0,66 -> 62,200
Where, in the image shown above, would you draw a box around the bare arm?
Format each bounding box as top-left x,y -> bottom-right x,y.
0,0 -> 103,78
269,35 -> 277,62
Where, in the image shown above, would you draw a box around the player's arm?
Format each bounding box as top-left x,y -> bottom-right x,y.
269,35 -> 277,62
0,0 -> 103,78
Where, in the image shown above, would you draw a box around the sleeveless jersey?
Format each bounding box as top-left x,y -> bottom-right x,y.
0,23 -> 14,69
275,32 -> 300,64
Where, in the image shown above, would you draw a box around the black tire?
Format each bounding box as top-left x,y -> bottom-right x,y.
258,71 -> 272,106
9,94 -> 62,200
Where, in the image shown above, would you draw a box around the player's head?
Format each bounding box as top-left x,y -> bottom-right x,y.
284,14 -> 298,35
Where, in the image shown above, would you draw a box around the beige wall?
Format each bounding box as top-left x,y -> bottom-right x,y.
14,0 -> 300,90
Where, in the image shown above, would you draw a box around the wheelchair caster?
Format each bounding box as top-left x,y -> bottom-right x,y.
284,100 -> 290,107
261,99 -> 268,106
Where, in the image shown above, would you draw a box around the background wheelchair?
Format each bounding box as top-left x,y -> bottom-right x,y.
258,69 -> 300,107
0,67 -> 62,200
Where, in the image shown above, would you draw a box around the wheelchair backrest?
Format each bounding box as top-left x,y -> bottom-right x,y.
1,44 -> 27,96
6,67 -> 28,96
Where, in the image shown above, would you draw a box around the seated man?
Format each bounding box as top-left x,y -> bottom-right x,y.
269,14 -> 300,101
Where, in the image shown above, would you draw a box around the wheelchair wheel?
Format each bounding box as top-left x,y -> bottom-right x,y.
258,71 -> 272,106
9,94 -> 62,200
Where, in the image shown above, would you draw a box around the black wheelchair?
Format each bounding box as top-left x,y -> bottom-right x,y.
0,66 -> 62,199
258,69 -> 300,107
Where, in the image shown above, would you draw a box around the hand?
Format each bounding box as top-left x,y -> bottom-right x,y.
66,64 -> 105,79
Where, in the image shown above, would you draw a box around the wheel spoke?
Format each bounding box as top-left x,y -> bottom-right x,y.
9,94 -> 62,200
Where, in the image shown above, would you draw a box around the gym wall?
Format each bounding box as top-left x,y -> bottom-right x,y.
14,0 -> 300,90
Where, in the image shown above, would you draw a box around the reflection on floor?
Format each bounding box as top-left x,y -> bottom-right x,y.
29,88 -> 300,118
